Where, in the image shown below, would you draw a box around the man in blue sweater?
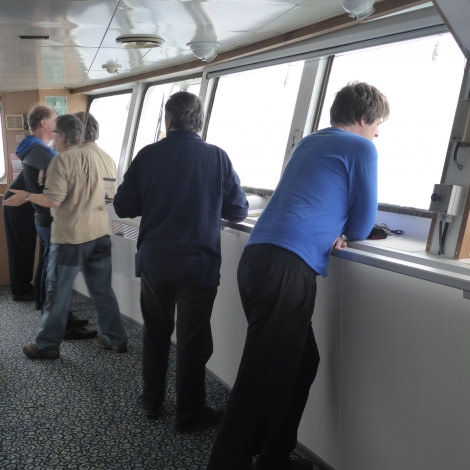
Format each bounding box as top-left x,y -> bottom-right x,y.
207,81 -> 390,470
113,91 -> 248,432
16,105 -> 58,312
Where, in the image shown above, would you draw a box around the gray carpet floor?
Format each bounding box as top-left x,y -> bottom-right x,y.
0,286 -> 325,470
0,287 -> 229,470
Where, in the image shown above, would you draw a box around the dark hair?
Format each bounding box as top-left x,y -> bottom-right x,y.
330,81 -> 390,126
165,91 -> 203,133
55,114 -> 84,146
28,105 -> 55,132
75,111 -> 99,142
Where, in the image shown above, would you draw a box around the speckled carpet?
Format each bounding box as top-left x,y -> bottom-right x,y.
0,287 -> 229,470
0,286 -> 325,470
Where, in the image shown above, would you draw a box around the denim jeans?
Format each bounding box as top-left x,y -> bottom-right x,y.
35,224 -> 51,309
36,236 -> 127,350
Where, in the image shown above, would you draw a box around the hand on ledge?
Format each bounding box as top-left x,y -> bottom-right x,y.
332,236 -> 347,252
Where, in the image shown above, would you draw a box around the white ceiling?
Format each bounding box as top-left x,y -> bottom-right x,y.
0,0 -> 384,93
0,0 -> 466,94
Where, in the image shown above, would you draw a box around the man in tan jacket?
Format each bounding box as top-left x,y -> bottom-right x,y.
4,113 -> 127,359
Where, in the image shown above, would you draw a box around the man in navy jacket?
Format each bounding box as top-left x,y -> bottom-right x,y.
114,91 -> 248,432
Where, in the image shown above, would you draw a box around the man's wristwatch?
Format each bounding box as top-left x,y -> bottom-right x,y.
25,193 -> 30,201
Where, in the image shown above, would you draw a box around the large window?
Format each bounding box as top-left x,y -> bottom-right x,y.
89,92 -> 132,167
317,32 -> 465,210
133,78 -> 201,159
0,108 -> 5,181
205,61 -> 304,189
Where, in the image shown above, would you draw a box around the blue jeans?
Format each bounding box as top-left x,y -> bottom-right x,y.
35,224 -> 51,309
36,236 -> 127,350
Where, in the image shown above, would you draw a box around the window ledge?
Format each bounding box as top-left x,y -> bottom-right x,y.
221,218 -> 470,298
337,239 -> 470,299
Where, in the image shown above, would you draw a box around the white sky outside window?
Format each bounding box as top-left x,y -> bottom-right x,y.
133,80 -> 201,159
206,61 -> 304,189
89,92 -> 132,168
317,33 -> 465,210
0,111 -> 5,180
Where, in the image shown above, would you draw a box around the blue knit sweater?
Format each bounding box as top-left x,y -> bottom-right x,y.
248,127 -> 378,277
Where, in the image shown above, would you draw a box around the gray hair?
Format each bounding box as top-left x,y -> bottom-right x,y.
75,111 -> 99,143
55,114 -> 84,146
165,91 -> 203,133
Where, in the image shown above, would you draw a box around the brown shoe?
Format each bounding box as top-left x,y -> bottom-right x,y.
23,342 -> 60,360
96,336 -> 128,353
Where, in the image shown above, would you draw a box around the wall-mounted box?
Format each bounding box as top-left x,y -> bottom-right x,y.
429,184 -> 463,216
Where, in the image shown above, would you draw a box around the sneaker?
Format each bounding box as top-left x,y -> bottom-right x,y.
96,336 -> 128,353
64,327 -> 97,340
23,342 -> 60,360
175,406 -> 223,433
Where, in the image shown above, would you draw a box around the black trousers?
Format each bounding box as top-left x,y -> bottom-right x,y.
207,244 -> 320,470
140,273 -> 217,420
2,202 -> 38,296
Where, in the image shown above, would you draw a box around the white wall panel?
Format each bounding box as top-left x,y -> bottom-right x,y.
340,260 -> 470,470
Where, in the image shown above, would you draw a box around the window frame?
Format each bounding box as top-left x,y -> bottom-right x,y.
200,8 -> 454,216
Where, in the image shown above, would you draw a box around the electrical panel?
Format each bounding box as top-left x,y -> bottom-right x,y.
429,184 -> 463,216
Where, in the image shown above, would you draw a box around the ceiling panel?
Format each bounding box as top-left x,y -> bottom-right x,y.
0,0 -> 436,93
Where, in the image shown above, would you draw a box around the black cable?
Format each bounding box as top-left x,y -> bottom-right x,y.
377,223 -> 404,236
438,219 -> 450,255
454,142 -> 463,170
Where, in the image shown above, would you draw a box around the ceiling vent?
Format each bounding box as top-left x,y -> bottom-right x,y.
19,35 -> 50,40
6,114 -> 25,130
116,34 -> 164,49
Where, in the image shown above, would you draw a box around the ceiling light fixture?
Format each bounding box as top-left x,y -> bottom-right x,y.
102,62 -> 122,74
341,0 -> 375,19
116,34 -> 165,49
187,41 -> 220,62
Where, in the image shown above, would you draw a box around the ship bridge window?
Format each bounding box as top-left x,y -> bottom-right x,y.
0,107 -> 5,181
317,32 -> 465,211
89,91 -> 132,168
132,78 -> 201,159
205,61 -> 304,190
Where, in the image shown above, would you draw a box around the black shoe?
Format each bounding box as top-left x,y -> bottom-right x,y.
175,406 -> 224,433
66,313 -> 89,328
139,396 -> 163,419
64,327 -> 97,340
286,458 -> 313,470
23,342 -> 60,359
12,292 -> 36,301
254,457 -> 314,470
96,336 -> 128,353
